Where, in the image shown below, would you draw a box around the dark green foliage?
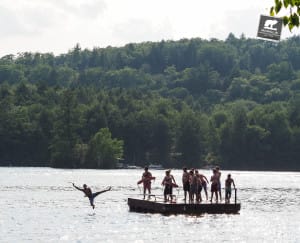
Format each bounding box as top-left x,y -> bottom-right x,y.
270,0 -> 300,30
50,90 -> 80,168
0,36 -> 300,170
87,128 -> 123,169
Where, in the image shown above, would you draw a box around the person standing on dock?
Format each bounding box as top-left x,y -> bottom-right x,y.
198,171 -> 209,201
140,166 -> 155,199
195,170 -> 203,202
162,170 -> 176,202
210,169 -> 219,203
72,183 -> 111,209
215,166 -> 222,201
225,174 -> 236,203
189,170 -> 197,202
182,167 -> 190,201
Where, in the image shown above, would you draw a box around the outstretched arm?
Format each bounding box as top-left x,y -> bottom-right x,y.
203,175 -> 209,184
232,180 -> 236,188
171,175 -> 176,184
72,183 -> 84,192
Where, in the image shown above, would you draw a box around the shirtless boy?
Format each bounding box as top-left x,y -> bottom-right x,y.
195,170 -> 203,202
210,169 -> 219,203
182,167 -> 190,201
162,170 -> 176,202
141,166 -> 154,199
198,172 -> 209,201
225,174 -> 236,203
189,170 -> 197,202
72,183 -> 111,209
215,166 -> 222,201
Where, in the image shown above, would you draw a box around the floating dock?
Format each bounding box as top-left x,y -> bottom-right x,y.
128,198 -> 241,215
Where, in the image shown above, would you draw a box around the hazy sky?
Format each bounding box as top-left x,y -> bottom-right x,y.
1,0 -> 299,57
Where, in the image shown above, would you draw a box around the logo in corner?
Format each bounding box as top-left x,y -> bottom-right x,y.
264,19 -> 278,31
257,15 -> 283,41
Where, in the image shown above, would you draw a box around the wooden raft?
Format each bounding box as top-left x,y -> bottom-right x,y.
128,198 -> 241,215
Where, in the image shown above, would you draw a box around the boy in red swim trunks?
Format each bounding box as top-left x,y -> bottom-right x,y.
141,166 -> 154,199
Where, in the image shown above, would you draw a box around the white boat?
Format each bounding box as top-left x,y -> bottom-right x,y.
126,165 -> 142,169
148,164 -> 164,170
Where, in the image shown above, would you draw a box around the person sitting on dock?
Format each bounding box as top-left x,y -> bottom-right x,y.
162,170 -> 176,202
72,183 -> 111,209
210,169 -> 219,203
139,166 -> 155,199
182,167 -> 190,201
225,174 -> 236,203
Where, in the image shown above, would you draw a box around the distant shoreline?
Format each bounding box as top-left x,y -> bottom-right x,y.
0,165 -> 299,172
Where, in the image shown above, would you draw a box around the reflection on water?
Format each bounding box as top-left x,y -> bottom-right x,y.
0,167 -> 300,242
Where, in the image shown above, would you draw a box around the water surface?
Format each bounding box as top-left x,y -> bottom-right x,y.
0,168 -> 299,242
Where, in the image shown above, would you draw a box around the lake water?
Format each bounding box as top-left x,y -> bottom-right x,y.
0,168 -> 299,243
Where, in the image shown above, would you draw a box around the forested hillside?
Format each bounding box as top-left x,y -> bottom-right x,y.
1,34 -> 300,170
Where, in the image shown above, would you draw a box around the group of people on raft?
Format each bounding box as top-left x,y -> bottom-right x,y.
139,166 -> 236,204
71,166 -> 236,209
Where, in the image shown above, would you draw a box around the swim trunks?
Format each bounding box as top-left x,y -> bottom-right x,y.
183,182 -> 190,192
211,182 -> 218,192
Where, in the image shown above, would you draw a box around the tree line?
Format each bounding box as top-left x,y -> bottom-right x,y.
0,34 -> 300,170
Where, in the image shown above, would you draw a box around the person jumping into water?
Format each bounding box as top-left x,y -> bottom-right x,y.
72,183 -> 111,209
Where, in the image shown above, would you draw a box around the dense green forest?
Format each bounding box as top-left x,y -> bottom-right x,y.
1,34 -> 300,170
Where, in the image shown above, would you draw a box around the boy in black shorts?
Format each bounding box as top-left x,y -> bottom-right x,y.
225,174 -> 235,203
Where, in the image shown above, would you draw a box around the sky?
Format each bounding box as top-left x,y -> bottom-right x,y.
1,0 -> 300,57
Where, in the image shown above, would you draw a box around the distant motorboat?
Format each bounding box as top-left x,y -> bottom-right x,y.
148,164 -> 164,170
126,165 -> 142,169
201,164 -> 216,170
116,163 -> 142,169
